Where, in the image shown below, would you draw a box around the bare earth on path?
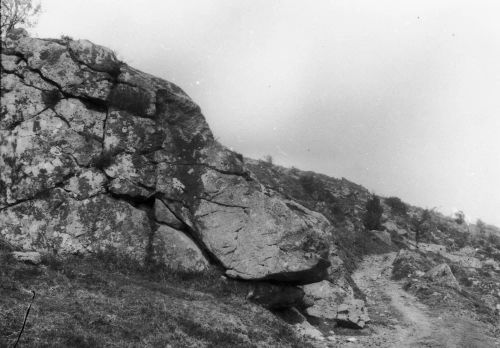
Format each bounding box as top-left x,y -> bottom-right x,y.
338,252 -> 500,348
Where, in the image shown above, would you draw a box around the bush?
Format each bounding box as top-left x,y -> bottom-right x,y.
41,88 -> 61,108
91,149 -> 117,169
364,196 -> 383,230
59,34 -> 73,43
108,84 -> 151,117
411,209 -> 436,245
263,155 -> 273,164
487,233 -> 500,249
299,174 -> 317,196
385,196 -> 408,216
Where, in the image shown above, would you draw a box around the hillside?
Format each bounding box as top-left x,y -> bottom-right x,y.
247,159 -> 500,346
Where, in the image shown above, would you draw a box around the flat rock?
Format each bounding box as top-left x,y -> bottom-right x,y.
335,299 -> 370,329
11,251 -> 42,265
425,263 -> 460,290
302,280 -> 352,319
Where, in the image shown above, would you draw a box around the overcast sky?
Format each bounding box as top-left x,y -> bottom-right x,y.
32,0 -> 500,226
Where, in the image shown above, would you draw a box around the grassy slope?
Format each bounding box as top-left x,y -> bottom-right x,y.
0,251 -> 312,348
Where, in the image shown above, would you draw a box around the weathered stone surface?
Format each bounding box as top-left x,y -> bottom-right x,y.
11,251 -> 42,265
246,283 -> 304,309
152,225 -> 209,272
335,299 -> 370,329
0,107 -> 103,207
0,73 -> 53,129
444,253 -> 482,269
54,99 -> 107,138
4,36 -> 113,100
425,263 -> 460,290
287,308 -> 325,341
484,258 -> 500,271
382,221 -> 407,236
301,277 -> 369,328
302,280 -> 352,320
154,199 -> 184,229
63,169 -> 107,200
0,34 -> 333,283
370,230 -> 392,245
68,39 -> 121,73
103,110 -> 164,154
0,189 -> 151,260
192,172 -> 331,281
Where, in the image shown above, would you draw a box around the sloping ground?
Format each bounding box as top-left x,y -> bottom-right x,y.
348,253 -> 500,348
0,251 -> 312,348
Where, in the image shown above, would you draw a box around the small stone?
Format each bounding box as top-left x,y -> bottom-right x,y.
11,251 -> 42,265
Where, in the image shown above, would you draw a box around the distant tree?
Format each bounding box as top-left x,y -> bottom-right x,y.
363,196 -> 383,231
476,219 -> 486,236
411,208 -> 435,247
385,196 -> 408,216
263,155 -> 273,164
454,210 -> 466,225
0,0 -> 41,38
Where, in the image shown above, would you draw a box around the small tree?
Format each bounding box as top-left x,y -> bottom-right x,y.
454,210 -> 465,225
363,196 -> 383,231
385,196 -> 408,216
263,155 -> 273,164
476,219 -> 486,236
411,209 -> 435,247
0,0 -> 41,38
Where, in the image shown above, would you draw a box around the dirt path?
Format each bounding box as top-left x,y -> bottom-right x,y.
344,252 -> 500,348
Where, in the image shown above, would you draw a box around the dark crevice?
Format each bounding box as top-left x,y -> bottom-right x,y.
157,198 -> 226,269
132,196 -> 157,267
106,190 -> 155,206
0,174 -> 75,212
52,110 -> 71,128
198,197 -> 249,210
101,106 -> 109,148
0,106 -> 52,131
101,190 -> 224,270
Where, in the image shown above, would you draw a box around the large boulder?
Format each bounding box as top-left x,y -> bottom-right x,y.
302,280 -> 351,319
302,280 -> 369,328
335,299 -> 370,329
424,263 -> 460,290
0,33 -> 332,283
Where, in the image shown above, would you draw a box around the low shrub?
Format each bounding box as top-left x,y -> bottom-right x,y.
107,84 -> 151,117
364,196 -> 383,231
41,88 -> 61,109
91,149 -> 118,169
385,196 -> 408,216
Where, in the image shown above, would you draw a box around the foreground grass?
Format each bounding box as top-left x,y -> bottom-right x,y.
0,251 -> 312,347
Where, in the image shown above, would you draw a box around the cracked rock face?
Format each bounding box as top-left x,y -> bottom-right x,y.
0,32 -> 332,283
